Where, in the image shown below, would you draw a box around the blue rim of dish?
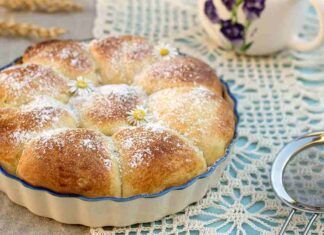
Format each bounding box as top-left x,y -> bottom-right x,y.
0,58 -> 239,202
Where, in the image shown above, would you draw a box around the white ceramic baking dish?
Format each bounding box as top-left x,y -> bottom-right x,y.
0,59 -> 238,227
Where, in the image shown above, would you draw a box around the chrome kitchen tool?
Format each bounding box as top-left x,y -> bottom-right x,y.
271,131 -> 324,235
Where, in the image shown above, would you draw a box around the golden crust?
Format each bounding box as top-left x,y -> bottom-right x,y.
0,100 -> 77,174
148,87 -> 235,166
0,108 -> 23,173
23,40 -> 99,84
134,56 -> 223,95
112,124 -> 207,197
17,129 -> 121,197
70,85 -> 146,135
0,35 -> 236,198
90,35 -> 156,84
0,64 -> 70,107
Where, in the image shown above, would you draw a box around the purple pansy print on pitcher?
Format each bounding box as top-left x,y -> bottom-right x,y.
204,0 -> 266,52
204,0 -> 222,23
221,0 -> 236,11
243,0 -> 266,20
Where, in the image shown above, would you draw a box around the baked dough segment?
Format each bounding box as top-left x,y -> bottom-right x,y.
0,35 -> 236,198
0,64 -> 70,107
70,84 -> 147,136
90,35 -> 156,84
23,40 -> 99,84
112,124 -> 207,197
17,128 -> 121,198
133,56 -> 223,95
148,87 -> 235,166
0,98 -> 77,174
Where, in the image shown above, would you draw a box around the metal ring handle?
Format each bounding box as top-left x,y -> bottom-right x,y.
271,131 -> 324,214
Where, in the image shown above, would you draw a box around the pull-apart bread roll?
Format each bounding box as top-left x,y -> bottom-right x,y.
70,84 -> 146,135
0,35 -> 236,198
0,64 -> 70,107
112,124 -> 207,197
148,87 -> 235,166
23,40 -> 99,84
90,35 -> 156,84
17,129 -> 121,198
134,56 -> 223,95
0,97 -> 77,174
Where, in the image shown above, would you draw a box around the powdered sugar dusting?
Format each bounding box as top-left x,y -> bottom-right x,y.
116,124 -> 189,169
82,138 -> 97,151
98,84 -> 146,102
143,123 -> 166,133
32,129 -> 113,170
21,96 -> 77,127
123,40 -> 153,61
91,36 -> 155,83
148,86 -> 232,144
1,97 -> 77,153
0,64 -> 69,106
122,138 -> 134,149
29,41 -> 94,72
23,96 -> 72,112
130,148 -> 152,168
142,56 -> 214,82
9,130 -> 36,144
91,36 -> 153,61
71,85 -> 147,129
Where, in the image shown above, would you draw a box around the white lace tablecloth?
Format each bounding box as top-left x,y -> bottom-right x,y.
91,0 -> 324,234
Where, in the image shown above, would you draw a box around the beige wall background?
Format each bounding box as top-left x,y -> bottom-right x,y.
0,0 -> 95,67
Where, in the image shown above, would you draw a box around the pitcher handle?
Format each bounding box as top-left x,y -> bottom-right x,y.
288,0 -> 324,51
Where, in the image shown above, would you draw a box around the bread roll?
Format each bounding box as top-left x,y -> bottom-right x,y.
0,97 -> 77,174
148,87 -> 235,166
0,64 -> 70,107
134,56 -> 223,95
90,35 -> 155,84
112,124 -> 207,197
17,129 -> 121,198
70,84 -> 147,135
23,40 -> 99,84
0,35 -> 236,198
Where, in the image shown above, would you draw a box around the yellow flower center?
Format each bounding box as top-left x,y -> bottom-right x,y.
159,48 -> 170,56
76,80 -> 88,89
133,109 -> 146,121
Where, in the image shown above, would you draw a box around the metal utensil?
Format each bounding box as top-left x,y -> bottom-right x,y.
271,131 -> 324,235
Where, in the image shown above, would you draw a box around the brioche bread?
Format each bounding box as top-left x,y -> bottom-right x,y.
70,84 -> 146,135
112,124 -> 206,197
0,64 -> 70,107
0,97 -> 77,174
134,56 -> 223,95
17,129 -> 121,197
23,40 -> 100,84
90,35 -> 156,84
148,87 -> 235,165
0,35 -> 235,197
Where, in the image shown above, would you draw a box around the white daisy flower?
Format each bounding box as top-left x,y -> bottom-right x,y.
127,105 -> 152,126
68,77 -> 95,96
154,42 -> 178,60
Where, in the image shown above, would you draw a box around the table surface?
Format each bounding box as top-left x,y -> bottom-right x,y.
0,0 -> 94,234
1,1 -> 323,234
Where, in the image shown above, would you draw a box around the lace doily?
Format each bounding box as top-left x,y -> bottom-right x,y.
91,0 -> 324,234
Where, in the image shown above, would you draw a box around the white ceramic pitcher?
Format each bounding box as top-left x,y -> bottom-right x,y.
198,0 -> 324,55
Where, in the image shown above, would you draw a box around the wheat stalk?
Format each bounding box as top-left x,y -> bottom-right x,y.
0,0 -> 83,13
0,21 -> 67,39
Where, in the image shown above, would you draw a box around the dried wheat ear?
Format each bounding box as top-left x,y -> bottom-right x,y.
0,21 -> 67,39
0,0 -> 83,13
